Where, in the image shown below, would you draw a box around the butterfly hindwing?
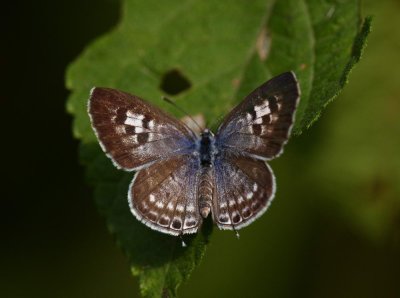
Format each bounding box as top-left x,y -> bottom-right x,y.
213,154 -> 275,230
216,72 -> 300,160
88,87 -> 196,170
129,155 -> 202,236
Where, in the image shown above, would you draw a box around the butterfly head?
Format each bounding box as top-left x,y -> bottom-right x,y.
200,128 -> 214,138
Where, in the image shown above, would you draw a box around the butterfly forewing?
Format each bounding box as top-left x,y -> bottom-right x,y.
88,87 -> 196,170
129,155 -> 202,235
213,154 -> 275,230
216,72 -> 300,160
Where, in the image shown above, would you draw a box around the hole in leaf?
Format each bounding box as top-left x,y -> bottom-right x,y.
160,69 -> 191,95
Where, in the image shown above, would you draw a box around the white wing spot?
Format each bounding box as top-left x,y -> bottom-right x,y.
237,196 -> 245,204
187,204 -> 195,212
115,125 -> 125,134
246,192 -> 254,200
246,112 -> 252,121
135,127 -> 145,133
229,200 -> 236,207
220,202 -> 227,209
125,112 -> 146,126
147,133 -> 158,142
254,101 -> 270,115
253,183 -> 258,192
254,105 -> 271,119
148,120 -> 155,129
176,204 -> 185,212
254,117 -> 264,124
126,111 -> 145,119
156,201 -> 164,208
149,194 -> 156,203
167,202 -> 174,211
124,117 -> 142,127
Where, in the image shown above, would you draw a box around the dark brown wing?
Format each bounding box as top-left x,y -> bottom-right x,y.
216,72 -> 300,160
88,87 -> 196,171
129,155 -> 202,236
212,154 -> 275,230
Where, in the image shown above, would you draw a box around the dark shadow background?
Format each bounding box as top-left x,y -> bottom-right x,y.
2,0 -> 400,297
2,0 -> 137,297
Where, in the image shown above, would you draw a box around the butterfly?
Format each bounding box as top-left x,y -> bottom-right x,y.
88,71 -> 300,236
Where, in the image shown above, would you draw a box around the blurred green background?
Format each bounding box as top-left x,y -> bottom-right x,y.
2,0 -> 399,297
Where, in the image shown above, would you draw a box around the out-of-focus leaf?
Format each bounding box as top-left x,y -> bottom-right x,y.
299,8 -> 400,240
66,0 -> 370,296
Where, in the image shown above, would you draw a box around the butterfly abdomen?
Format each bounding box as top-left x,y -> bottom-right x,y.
198,167 -> 214,218
197,129 -> 216,218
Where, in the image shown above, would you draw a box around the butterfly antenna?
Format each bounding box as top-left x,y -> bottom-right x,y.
162,96 -> 203,132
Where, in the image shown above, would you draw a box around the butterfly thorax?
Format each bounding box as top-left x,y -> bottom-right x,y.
197,129 -> 216,218
198,129 -> 216,167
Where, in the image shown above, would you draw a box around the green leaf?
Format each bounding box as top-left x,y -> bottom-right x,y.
80,143 -> 212,297
66,0 -> 371,297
